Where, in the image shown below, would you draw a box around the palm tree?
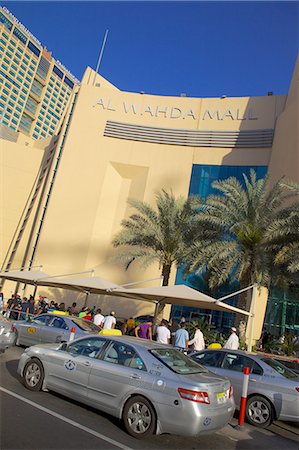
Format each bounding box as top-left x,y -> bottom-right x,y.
112,190 -> 200,287
265,182 -> 299,274
185,170 -> 299,326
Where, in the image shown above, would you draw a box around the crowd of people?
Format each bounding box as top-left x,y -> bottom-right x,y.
119,316 -> 240,351
0,291 -> 245,350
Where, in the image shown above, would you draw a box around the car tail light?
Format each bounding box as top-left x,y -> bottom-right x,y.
178,388 -> 210,404
296,388 -> 299,393
229,385 -> 233,398
11,325 -> 16,332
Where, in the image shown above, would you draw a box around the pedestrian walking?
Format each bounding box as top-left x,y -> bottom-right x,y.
223,327 -> 239,350
122,317 -> 135,336
174,322 -> 189,350
156,319 -> 171,344
102,311 -> 116,329
188,326 -> 205,351
135,321 -> 152,340
93,308 -> 104,327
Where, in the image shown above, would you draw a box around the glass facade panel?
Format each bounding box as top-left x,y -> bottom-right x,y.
27,41 -> 40,57
13,27 -> 27,44
25,96 -> 38,115
30,78 -> 43,97
265,287 -> 299,336
19,113 -> 33,133
53,65 -> 63,79
0,12 -> 13,30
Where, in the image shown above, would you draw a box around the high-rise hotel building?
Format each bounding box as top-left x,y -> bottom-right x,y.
0,6 -> 79,140
0,7 -> 298,340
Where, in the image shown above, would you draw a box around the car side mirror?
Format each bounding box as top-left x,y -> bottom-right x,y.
26,317 -> 32,323
60,342 -> 68,351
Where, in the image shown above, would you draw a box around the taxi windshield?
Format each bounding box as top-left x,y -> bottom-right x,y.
150,348 -> 208,375
71,318 -> 100,333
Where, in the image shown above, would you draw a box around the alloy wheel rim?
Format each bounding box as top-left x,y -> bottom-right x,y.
127,402 -> 151,434
25,363 -> 41,387
248,400 -> 270,424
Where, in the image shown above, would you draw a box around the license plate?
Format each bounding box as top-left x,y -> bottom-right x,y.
217,392 -> 226,404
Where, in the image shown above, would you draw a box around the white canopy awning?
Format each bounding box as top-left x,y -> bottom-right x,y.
111,284 -> 251,316
0,270 -> 250,316
0,270 -> 119,295
39,276 -> 119,294
0,269 -> 51,284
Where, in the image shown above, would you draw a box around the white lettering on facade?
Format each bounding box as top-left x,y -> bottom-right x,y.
123,102 -> 138,114
248,108 -> 258,120
203,109 -> 221,120
142,105 -> 154,116
183,109 -> 197,120
95,98 -> 106,109
94,98 -> 259,121
222,109 -> 235,120
155,106 -> 169,118
170,107 -> 182,119
107,100 -> 116,111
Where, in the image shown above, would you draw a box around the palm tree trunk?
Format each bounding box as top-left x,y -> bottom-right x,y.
162,264 -> 171,286
153,264 -> 172,329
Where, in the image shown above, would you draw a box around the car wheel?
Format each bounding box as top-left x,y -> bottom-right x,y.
23,358 -> 44,391
246,395 -> 273,428
123,395 -> 156,438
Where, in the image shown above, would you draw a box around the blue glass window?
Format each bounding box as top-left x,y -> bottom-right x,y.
27,41 -> 40,57
53,65 -> 63,79
0,12 -> 13,30
64,76 -> 74,89
19,113 -> 33,133
13,27 -> 27,44
173,164 -> 268,330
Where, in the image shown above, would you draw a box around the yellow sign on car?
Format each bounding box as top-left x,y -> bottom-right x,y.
27,327 -> 37,334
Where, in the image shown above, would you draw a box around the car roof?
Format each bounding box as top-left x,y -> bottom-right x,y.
39,313 -> 82,320
193,348 -> 260,358
76,334 -> 171,351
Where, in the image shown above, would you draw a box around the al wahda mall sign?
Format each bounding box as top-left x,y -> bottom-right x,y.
94,98 -> 259,121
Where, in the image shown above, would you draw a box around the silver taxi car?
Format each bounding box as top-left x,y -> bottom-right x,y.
13,313 -> 100,346
190,349 -> 299,428
0,315 -> 16,353
18,335 -> 235,438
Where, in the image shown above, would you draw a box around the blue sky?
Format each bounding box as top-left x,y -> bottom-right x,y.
2,1 -> 299,97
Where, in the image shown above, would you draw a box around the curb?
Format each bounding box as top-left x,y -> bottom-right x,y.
273,421 -> 299,437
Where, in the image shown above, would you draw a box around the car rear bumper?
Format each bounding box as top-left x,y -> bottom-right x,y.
157,399 -> 235,436
0,331 -> 16,352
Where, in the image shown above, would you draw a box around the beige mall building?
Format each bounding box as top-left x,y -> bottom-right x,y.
1,53 -> 299,338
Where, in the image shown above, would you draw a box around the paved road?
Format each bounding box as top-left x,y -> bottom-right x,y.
1,346 -> 298,450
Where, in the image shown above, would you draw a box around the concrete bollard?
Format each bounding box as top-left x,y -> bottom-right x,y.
239,366 -> 250,426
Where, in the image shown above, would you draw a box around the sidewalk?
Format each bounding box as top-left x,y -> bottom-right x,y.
218,418 -> 299,450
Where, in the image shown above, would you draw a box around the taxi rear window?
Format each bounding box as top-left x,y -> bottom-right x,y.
261,357 -> 298,379
150,348 -> 208,374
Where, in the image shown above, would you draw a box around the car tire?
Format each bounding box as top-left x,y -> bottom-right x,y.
23,358 -> 44,391
123,395 -> 156,438
246,395 -> 273,428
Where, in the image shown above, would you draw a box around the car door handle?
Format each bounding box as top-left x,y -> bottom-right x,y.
249,378 -> 257,382
83,361 -> 91,367
130,374 -> 141,380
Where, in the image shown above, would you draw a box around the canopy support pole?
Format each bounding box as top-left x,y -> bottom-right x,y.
247,285 -> 258,352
